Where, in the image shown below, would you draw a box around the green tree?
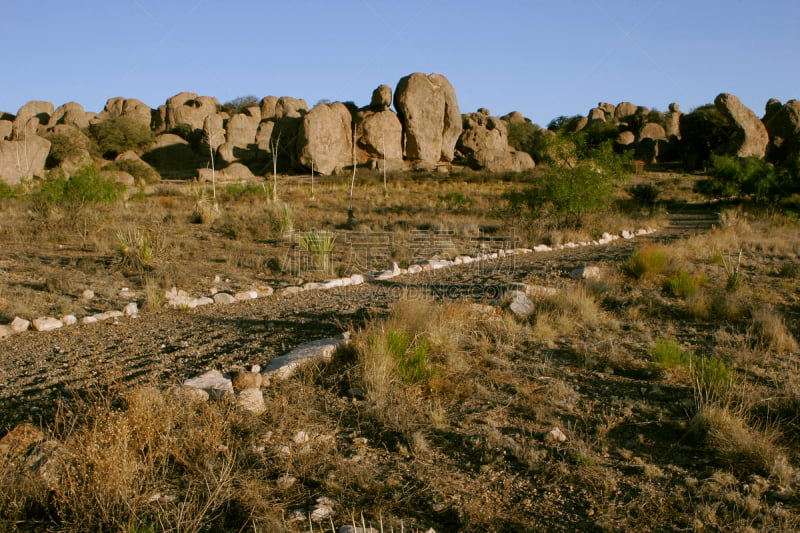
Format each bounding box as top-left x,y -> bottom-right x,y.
88,117 -> 154,159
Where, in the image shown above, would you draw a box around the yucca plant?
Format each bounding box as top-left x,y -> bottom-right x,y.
299,230 -> 336,274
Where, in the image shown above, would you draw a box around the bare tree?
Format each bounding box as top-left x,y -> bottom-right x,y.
270,132 -> 282,202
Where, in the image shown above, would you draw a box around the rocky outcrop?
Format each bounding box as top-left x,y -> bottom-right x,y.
764,99 -> 800,165
297,102 -> 353,175
48,102 -> 93,130
98,97 -> 152,128
614,102 -> 638,123
636,123 -> 668,164
588,107 -> 607,123
665,103 -> 682,140
501,111 -> 527,124
457,109 -> 534,172
218,110 -> 260,164
11,101 -> 53,140
354,108 -> 403,164
394,72 -> 462,165
0,135 -> 51,183
714,93 -> 769,158
45,124 -> 93,174
203,114 -> 225,152
273,97 -> 308,119
0,120 -> 12,140
369,85 -> 392,111
142,133 -> 207,179
163,92 -> 220,132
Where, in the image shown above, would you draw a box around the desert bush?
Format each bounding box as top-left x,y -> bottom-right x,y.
749,307 -> 798,353
0,181 -> 21,200
663,269 -> 707,297
506,120 -> 540,156
116,228 -> 164,271
220,95 -> 259,115
692,355 -> 734,398
624,245 -> 668,279
32,164 -> 125,214
45,131 -> 92,168
167,122 -> 205,150
627,182 -> 661,212
651,338 -> 690,368
505,164 -> 614,229
690,405 -> 788,480
220,182 -> 270,202
679,104 -> 730,170
88,117 -> 154,159
105,158 -> 160,185
299,230 -> 336,274
695,155 -> 779,200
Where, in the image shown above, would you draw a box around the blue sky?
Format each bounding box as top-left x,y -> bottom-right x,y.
3,1 -> 798,125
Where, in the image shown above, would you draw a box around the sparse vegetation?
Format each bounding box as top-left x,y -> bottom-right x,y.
88,116 -> 155,159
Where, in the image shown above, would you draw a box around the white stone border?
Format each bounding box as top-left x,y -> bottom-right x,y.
0,227 -> 657,339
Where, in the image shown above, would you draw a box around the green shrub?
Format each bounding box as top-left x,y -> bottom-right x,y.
695,155 -> 779,200
627,182 -> 661,211
504,163 -> 614,228
167,123 -> 205,150
88,117 -> 154,159
651,338 -> 690,368
105,159 -> 160,185
692,356 -> 733,397
220,95 -> 259,115
45,131 -> 92,167
32,164 -> 125,213
220,182 -> 270,202
679,104 -> 730,170
0,181 -> 21,200
624,245 -> 668,279
506,121 -> 540,156
372,328 -> 432,383
663,270 -> 706,297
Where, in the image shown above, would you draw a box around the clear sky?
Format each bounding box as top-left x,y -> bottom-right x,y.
3,0 -> 798,125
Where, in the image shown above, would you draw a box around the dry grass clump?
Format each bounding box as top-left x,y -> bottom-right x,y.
749,306 -> 799,353
690,405 -> 792,483
624,244 -> 668,280
528,284 -> 606,340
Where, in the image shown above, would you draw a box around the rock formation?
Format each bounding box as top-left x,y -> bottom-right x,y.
394,72 -> 462,167
218,110 -> 260,164
297,102 -> 353,175
665,103 -> 682,140
457,109 -> 534,172
11,101 -> 53,140
714,93 -> 769,158
0,135 -> 51,183
162,92 -> 220,132
98,97 -> 152,128
764,99 -> 800,165
48,102 -> 94,130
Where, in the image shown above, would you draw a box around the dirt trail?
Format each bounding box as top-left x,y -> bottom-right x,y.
0,204 -> 718,431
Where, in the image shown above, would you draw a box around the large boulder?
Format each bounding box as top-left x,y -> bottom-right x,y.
0,135 -> 51,184
501,111 -> 528,124
218,111 -> 260,164
714,93 -> 769,158
297,102 -> 353,175
274,97 -> 308,119
588,107 -> 607,123
457,109 -> 534,172
614,102 -> 638,123
48,102 -> 93,130
764,99 -> 800,165
12,101 -> 53,140
355,108 -> 403,163
0,120 -> 12,140
98,97 -> 152,128
394,72 -> 462,165
370,84 -> 392,111
636,123 -> 668,164
665,103 -> 682,140
203,113 -> 225,152
260,96 -> 279,119
163,92 -> 220,131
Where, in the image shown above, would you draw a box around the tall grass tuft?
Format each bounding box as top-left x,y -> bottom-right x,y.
299,230 -> 336,275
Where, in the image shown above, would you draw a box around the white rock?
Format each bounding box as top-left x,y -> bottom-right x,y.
280,286 -> 303,296
320,279 -> 344,290
516,248 -> 533,254
80,316 -> 98,325
310,503 -> 333,523
32,317 -> 63,332
570,266 -> 601,280
621,230 -> 634,239
61,315 -> 77,326
168,296 -> 197,309
453,257 -> 463,265
564,242 -> 578,249
235,290 -> 258,300
507,291 -> 534,318
263,336 -> 347,381
123,302 -> 138,317
236,388 -> 266,415
533,244 -> 552,252
81,289 -> 94,300
183,369 -> 233,399
459,255 -> 475,264
213,292 -> 236,304
259,286 -> 274,296
10,317 -> 30,332
635,228 -> 649,236
94,310 -> 124,321
302,282 -> 324,291
350,274 -> 365,285
195,297 -> 214,306
293,431 -> 310,444
545,427 -> 568,443
407,264 -> 423,274
0,325 -> 13,338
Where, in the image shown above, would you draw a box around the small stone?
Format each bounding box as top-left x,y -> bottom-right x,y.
545,427 -> 568,443
11,317 -> 30,332
183,369 -> 233,399
293,431 -> 310,444
570,266 -> 601,280
533,244 -> 552,252
123,302 -> 138,317
213,292 -> 235,304
407,264 -> 422,274
280,286 -> 303,296
61,315 -> 77,326
310,503 -> 333,522
236,388 -> 266,415
234,290 -> 258,301
507,291 -> 534,318
32,317 -> 63,332
231,371 -> 263,391
258,286 -> 274,297
195,297 -> 214,306
80,316 -> 98,325
350,274 -> 365,285
81,289 -> 95,300
0,325 -> 13,338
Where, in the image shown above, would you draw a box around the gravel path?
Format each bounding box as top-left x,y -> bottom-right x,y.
0,205 -> 719,431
